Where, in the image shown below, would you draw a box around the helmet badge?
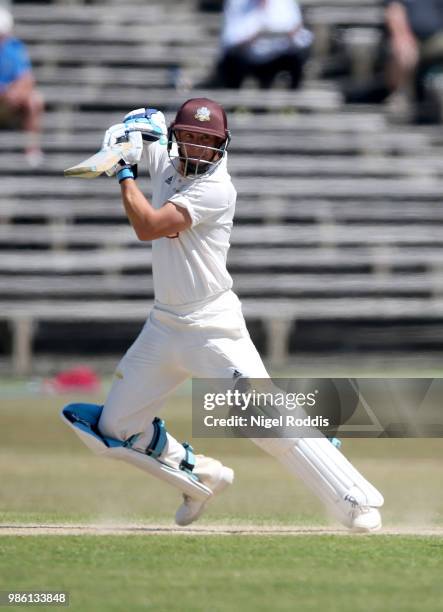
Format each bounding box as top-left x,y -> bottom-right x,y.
194,106 -> 211,122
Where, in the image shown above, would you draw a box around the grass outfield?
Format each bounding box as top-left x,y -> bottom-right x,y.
1,383 -> 443,610
1,535 -> 443,612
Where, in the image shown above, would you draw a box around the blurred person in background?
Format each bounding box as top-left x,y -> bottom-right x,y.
385,0 -> 443,122
200,0 -> 313,89
0,6 -> 44,166
345,0 -> 443,123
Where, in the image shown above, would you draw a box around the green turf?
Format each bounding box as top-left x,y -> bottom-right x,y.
0,535 -> 442,612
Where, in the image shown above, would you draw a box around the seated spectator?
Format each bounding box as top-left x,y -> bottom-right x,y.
0,7 -> 44,165
385,0 -> 443,121
345,1 -> 443,123
200,0 -> 313,89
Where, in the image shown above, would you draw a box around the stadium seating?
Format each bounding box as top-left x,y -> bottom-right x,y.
2,0 -> 443,374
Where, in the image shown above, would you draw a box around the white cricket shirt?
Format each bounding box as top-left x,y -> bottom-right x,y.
143,141 -> 236,307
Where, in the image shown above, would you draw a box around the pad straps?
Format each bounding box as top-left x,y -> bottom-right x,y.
144,417 -> 168,458
126,417 -> 196,474
180,442 -> 196,473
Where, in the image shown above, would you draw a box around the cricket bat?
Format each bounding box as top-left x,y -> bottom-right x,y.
64,141 -> 133,179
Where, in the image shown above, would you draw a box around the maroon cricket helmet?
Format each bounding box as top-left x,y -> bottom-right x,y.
170,98 -> 230,141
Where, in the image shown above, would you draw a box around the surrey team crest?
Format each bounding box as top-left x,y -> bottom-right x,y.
194,106 -> 211,122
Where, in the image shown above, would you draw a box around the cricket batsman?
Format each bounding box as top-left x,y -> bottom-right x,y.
62,98 -> 384,531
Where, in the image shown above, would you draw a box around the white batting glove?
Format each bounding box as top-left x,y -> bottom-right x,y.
102,123 -> 143,176
102,122 -> 126,150
123,108 -> 167,145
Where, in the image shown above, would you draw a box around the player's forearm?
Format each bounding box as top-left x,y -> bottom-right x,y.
120,179 -> 157,241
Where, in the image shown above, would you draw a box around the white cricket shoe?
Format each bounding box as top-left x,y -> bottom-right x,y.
175,455 -> 234,526
350,506 -> 382,532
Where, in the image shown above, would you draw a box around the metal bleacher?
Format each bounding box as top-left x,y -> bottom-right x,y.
2,0 -> 443,374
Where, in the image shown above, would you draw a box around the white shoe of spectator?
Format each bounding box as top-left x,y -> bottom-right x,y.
25,148 -> 44,168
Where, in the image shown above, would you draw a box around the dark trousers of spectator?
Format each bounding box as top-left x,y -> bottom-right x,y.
216,46 -> 308,89
415,33 -> 443,101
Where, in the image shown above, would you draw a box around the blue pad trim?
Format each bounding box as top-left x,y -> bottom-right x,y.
145,417 -> 167,458
63,405 -> 173,459
62,403 -> 123,449
328,437 -> 342,449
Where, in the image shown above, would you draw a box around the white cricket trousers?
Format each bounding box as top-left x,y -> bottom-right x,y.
98,290 -> 269,455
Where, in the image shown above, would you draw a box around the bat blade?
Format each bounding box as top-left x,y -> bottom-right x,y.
64,142 -> 133,178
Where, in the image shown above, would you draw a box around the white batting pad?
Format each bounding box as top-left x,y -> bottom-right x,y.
253,436 -> 383,528
61,403 -> 211,502
107,446 -> 212,501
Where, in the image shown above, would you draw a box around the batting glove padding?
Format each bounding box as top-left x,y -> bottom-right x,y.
102,109 -> 166,176
123,108 -> 167,145
102,122 -> 126,150
102,123 -> 143,176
